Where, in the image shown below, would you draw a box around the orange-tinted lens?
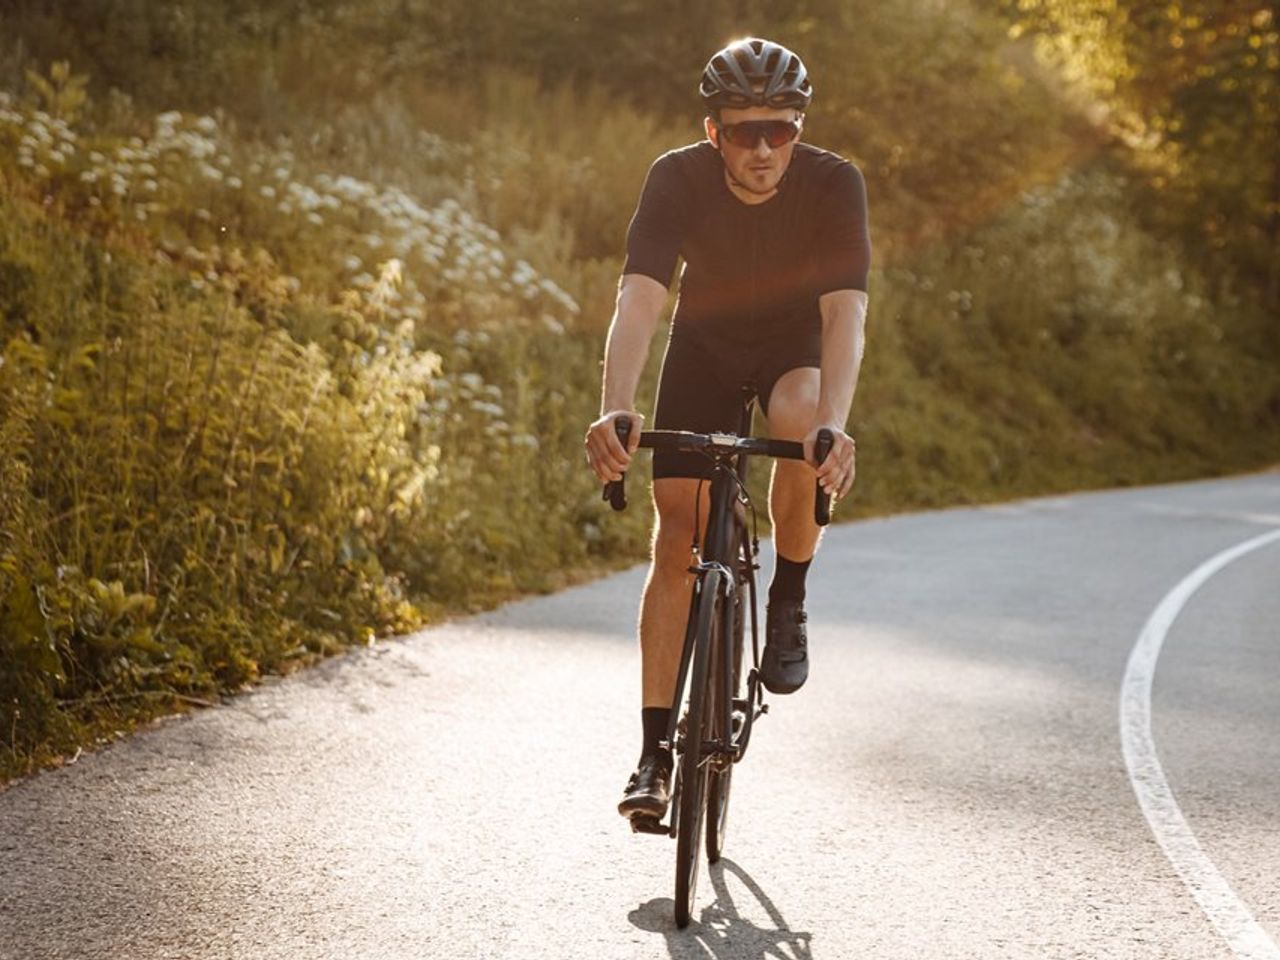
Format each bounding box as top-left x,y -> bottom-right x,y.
720,120 -> 799,149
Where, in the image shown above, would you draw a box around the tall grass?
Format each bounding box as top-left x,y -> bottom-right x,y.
0,85 -> 653,777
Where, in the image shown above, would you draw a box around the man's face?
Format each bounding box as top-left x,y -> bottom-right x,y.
705,105 -> 803,199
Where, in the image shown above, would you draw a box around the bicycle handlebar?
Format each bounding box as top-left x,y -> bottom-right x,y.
602,420 -> 835,526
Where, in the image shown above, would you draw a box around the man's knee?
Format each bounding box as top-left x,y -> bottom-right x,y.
651,479 -> 706,573
772,457 -> 813,491
765,368 -> 820,440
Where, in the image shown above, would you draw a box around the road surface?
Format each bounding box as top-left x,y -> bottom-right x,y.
2,472 -> 1278,959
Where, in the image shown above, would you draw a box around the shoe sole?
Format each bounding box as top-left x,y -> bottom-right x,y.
760,663 -> 808,695
618,797 -> 669,819
761,677 -> 805,695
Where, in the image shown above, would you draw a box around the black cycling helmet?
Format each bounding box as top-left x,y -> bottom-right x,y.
699,38 -> 813,114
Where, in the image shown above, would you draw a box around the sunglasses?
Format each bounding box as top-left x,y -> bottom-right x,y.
716,119 -> 802,150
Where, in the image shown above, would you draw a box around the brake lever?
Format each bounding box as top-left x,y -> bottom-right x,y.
602,417 -> 632,511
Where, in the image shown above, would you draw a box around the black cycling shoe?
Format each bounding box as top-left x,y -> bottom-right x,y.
618,754 -> 673,820
761,599 -> 809,694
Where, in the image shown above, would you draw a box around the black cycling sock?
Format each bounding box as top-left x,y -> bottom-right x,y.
769,554 -> 812,605
641,707 -> 672,766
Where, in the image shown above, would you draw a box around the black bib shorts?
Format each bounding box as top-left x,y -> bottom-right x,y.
651,327 -> 822,480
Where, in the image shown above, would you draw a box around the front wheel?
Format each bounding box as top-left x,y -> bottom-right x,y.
673,569 -> 726,929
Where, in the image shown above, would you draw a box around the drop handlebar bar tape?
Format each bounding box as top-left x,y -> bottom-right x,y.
603,417 -> 631,511
814,428 -> 833,527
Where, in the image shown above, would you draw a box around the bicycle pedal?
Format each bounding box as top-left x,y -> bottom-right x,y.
630,814 -> 669,836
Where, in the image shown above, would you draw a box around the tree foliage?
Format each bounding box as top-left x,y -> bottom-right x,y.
1004,0 -> 1280,303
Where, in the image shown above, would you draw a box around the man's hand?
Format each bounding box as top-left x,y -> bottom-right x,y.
804,424 -> 856,500
585,410 -> 645,483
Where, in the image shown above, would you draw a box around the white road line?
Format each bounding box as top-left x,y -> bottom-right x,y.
1120,527 -> 1280,960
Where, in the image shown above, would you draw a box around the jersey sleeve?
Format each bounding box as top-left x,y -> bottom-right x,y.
622,154 -> 688,288
811,162 -> 871,295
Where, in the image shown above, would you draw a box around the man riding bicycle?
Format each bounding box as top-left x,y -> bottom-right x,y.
583,38 -> 871,821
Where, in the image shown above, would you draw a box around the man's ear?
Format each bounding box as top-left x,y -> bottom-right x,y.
704,116 -> 719,150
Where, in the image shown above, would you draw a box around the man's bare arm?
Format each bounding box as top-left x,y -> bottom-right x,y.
585,274 -> 669,483
809,288 -> 868,498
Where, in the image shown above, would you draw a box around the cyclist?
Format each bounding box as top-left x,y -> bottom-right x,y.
583,37 -> 870,820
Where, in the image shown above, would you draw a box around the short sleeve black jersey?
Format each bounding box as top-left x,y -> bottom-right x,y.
623,141 -> 870,347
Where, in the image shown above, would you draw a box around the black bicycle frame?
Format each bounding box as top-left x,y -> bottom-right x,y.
662,389 -> 755,766
604,390 -> 832,838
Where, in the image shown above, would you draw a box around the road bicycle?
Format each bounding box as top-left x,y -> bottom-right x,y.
604,390 -> 832,928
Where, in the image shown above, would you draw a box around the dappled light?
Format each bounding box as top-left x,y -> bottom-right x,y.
1,0 -> 1277,779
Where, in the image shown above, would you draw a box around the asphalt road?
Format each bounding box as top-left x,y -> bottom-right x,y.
2,472 -> 1278,960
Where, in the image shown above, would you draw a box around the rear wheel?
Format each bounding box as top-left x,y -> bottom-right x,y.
706,530 -> 745,864
673,570 -> 726,929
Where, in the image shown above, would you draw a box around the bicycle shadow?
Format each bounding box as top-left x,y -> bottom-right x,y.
628,857 -> 814,959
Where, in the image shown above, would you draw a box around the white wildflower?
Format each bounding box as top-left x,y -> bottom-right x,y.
469,400 -> 504,418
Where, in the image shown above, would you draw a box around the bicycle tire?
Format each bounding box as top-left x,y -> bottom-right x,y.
706,523 -> 745,864
673,568 -> 725,929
